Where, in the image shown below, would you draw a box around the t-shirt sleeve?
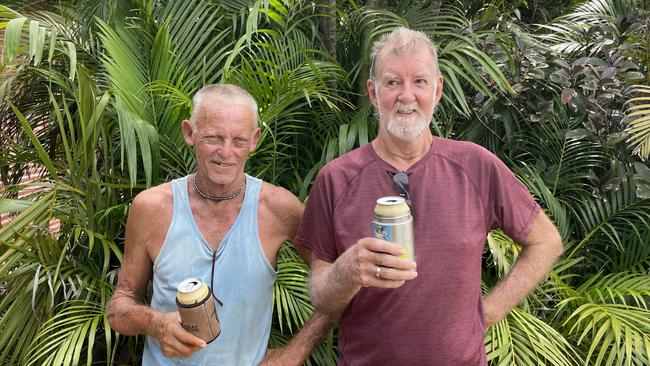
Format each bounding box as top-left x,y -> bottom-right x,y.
481,148 -> 541,243
294,169 -> 338,263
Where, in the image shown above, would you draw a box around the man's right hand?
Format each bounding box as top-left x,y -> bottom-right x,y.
148,311 -> 207,358
308,237 -> 418,317
333,237 -> 418,290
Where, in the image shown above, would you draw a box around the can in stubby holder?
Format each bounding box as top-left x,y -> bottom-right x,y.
176,277 -> 221,343
372,196 -> 415,261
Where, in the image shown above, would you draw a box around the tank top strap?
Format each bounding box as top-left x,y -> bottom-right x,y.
171,175 -> 190,216
242,174 -> 261,214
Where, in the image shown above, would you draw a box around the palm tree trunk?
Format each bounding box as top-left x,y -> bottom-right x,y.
320,0 -> 337,91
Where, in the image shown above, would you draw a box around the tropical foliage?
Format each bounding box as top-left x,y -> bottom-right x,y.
0,0 -> 649,365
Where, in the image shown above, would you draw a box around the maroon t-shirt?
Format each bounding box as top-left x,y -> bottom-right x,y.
295,137 -> 541,365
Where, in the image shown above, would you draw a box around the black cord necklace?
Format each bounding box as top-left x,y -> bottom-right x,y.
193,174 -> 246,201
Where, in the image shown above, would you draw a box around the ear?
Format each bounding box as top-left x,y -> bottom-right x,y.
367,79 -> 379,108
433,75 -> 444,105
181,120 -> 194,145
249,127 -> 261,153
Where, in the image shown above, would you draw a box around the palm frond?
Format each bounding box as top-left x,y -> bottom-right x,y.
609,227 -> 650,273
486,229 -> 520,278
516,105 -> 608,197
273,243 -> 312,334
25,301 -> 110,366
271,243 -> 338,366
624,84 -> 650,160
561,303 -> 650,366
485,307 -> 581,365
513,164 -> 571,240
225,27 -> 350,187
536,0 -> 648,55
96,18 -> 158,187
567,176 -> 650,258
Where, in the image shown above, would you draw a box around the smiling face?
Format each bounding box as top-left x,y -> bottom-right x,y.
182,95 -> 260,190
367,49 -> 443,140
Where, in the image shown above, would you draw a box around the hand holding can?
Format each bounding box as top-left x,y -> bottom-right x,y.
176,277 -> 221,343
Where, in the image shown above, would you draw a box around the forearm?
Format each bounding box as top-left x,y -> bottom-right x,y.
483,239 -> 562,324
282,311 -> 335,362
309,260 -> 360,317
107,294 -> 158,336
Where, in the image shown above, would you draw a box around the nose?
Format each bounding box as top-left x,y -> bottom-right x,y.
397,82 -> 416,103
216,140 -> 233,159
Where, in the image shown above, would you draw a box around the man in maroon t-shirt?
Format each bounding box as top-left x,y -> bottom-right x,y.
294,27 -> 563,365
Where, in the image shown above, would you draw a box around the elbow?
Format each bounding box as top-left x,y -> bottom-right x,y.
106,297 -> 134,336
308,277 -> 338,318
550,230 -> 563,260
106,298 -> 121,332
307,278 -> 325,311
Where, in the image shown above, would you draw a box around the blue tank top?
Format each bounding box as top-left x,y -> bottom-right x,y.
143,174 -> 276,365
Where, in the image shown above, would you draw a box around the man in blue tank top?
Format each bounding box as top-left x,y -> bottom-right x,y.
108,84 -> 332,365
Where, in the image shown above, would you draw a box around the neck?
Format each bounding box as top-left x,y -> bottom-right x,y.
372,130 -> 433,171
193,173 -> 246,202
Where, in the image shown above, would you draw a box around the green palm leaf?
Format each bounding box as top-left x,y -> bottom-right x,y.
567,177 -> 650,258
552,271 -> 650,366
485,307 -> 581,366
562,303 -> 650,366
271,244 -> 337,366
96,18 -> 159,187
25,301 -> 110,366
625,85 -> 650,160
537,0 -> 648,55
273,244 -> 312,334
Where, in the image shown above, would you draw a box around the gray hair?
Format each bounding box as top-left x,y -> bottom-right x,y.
189,84 -> 259,128
369,27 -> 440,80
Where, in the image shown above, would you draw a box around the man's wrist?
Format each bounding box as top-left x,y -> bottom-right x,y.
145,308 -> 163,338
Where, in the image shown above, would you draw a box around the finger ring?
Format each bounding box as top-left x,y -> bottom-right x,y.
375,266 -> 382,279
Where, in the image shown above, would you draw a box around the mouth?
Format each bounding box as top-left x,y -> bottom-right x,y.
395,103 -> 419,116
397,108 -> 417,115
212,161 -> 235,168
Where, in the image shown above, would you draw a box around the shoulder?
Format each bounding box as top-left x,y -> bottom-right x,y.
123,182 -> 175,259
321,144 -> 374,175
258,181 -> 304,244
259,182 -> 303,219
132,182 -> 173,210
432,137 -> 507,174
129,182 -> 174,223
314,144 -> 375,190
434,138 -> 495,163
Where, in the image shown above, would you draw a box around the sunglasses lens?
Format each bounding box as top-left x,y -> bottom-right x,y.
393,172 -> 409,192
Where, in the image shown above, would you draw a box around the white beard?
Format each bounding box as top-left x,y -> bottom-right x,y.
384,103 -> 430,139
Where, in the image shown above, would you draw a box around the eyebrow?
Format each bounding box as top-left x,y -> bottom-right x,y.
382,72 -> 432,79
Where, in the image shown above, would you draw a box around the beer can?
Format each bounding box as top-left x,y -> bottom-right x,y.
176,277 -> 221,343
372,196 -> 415,261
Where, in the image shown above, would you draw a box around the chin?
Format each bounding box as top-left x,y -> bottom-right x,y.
202,171 -> 236,185
386,121 -> 428,140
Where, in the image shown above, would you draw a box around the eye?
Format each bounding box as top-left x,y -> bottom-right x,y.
415,78 -> 428,85
233,138 -> 249,147
202,135 -> 223,145
387,80 -> 399,86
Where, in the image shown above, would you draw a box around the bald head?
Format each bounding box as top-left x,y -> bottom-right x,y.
369,27 -> 440,81
189,84 -> 259,130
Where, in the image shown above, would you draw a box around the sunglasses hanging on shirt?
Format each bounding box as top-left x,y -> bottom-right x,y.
387,171 -> 411,208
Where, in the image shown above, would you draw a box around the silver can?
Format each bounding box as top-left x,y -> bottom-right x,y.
372,196 -> 415,261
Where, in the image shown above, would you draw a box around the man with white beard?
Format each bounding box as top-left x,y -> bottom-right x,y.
294,27 -> 563,365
